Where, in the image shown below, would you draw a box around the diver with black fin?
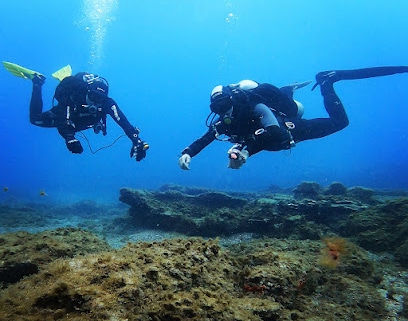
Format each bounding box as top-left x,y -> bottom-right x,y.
178,66 -> 408,170
3,61 -> 149,161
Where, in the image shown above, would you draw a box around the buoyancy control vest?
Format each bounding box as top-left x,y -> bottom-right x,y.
53,72 -> 91,107
248,83 -> 299,118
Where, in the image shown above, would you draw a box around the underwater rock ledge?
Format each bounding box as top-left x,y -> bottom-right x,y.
118,182 -> 408,268
118,184 -> 372,238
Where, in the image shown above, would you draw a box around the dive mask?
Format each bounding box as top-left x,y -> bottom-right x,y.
87,90 -> 106,106
210,95 -> 233,114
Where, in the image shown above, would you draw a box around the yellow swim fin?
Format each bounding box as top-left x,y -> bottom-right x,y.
2,61 -> 44,80
52,65 -> 72,81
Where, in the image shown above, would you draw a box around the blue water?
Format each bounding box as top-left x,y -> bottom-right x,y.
1,0 -> 408,204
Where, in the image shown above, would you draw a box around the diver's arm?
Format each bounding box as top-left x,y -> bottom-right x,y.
179,128 -> 217,170
57,123 -> 84,154
105,98 -> 148,161
105,98 -> 140,141
181,128 -> 217,157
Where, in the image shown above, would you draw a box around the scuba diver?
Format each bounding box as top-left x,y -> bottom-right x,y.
2,62 -> 149,161
178,66 -> 408,170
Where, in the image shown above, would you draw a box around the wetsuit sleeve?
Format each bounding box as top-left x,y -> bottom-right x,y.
253,103 -> 279,127
105,98 -> 140,141
181,127 -> 217,157
57,117 -> 76,141
48,104 -> 75,140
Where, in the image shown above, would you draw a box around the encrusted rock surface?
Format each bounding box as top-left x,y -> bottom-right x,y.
1,182 -> 407,320
0,235 -> 399,321
0,228 -> 111,288
339,198 -> 408,267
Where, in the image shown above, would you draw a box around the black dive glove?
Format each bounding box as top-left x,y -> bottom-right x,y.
130,139 -> 149,161
65,138 -> 83,154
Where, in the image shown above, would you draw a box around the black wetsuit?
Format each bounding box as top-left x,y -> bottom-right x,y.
182,66 -> 408,157
29,74 -> 140,146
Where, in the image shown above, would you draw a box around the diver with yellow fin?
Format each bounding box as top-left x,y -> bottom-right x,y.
2,61 -> 149,161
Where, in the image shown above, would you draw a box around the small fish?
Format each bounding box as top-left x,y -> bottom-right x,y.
3,187 -> 8,192
39,190 -> 48,196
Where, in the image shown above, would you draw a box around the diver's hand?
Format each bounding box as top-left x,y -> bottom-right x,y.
66,139 -> 83,154
227,145 -> 248,169
178,154 -> 191,170
131,139 -> 149,161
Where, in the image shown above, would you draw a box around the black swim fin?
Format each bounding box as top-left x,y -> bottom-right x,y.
312,66 -> 408,91
280,80 -> 312,99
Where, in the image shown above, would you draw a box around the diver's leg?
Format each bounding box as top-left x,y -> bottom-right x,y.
310,66 -> 408,131
319,82 -> 349,131
29,74 -> 45,125
314,66 -> 408,89
29,75 -> 57,127
291,82 -> 349,142
293,66 -> 408,142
